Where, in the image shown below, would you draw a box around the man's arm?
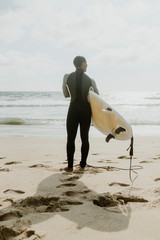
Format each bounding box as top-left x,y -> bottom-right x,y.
91,79 -> 99,95
62,74 -> 70,98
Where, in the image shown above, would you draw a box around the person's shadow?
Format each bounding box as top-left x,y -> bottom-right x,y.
0,171 -> 131,237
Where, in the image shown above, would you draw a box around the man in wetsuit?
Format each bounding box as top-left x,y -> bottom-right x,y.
62,56 -> 99,172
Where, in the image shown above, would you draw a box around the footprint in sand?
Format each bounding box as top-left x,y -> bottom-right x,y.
63,189 -> 91,197
56,183 -> 77,188
3,198 -> 14,203
93,194 -> 118,207
3,189 -> 25,194
62,200 -> 83,206
0,157 -> 6,160
17,195 -> 83,213
19,196 -> 60,207
0,168 -> 10,172
106,160 -> 118,163
106,160 -> 113,163
154,178 -> 160,182
114,194 -> 148,204
29,164 -> 50,169
153,156 -> 160,160
109,182 -> 130,187
63,191 -> 78,197
140,160 -> 152,163
0,226 -> 40,239
93,192 -> 148,208
0,210 -> 22,221
90,165 -> 117,172
118,156 -> 129,159
118,156 -> 137,160
0,226 -> 22,239
5,161 -> 21,165
60,176 -> 80,182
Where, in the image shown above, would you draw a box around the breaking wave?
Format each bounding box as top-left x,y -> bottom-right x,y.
0,117 -> 160,126
0,118 -> 65,126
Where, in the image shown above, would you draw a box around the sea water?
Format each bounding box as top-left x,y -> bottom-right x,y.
0,91 -> 160,138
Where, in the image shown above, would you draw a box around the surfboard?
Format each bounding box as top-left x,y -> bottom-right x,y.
88,91 -> 135,183
88,90 -> 133,142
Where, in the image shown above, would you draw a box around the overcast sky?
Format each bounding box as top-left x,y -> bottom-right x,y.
0,0 -> 160,92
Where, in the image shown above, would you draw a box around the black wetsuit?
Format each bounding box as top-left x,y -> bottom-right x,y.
63,69 -> 99,168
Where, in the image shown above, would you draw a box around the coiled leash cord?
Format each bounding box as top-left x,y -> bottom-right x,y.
87,137 -> 143,184
87,160 -> 143,184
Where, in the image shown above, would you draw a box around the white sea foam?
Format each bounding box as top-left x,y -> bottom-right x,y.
0,91 -> 160,137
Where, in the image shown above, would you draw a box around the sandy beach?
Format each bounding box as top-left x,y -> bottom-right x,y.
0,135 -> 160,240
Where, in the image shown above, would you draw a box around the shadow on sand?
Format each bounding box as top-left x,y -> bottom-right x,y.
0,171 -> 131,239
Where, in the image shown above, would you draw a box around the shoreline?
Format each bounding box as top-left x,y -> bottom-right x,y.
0,136 -> 160,239
1,124 -> 160,139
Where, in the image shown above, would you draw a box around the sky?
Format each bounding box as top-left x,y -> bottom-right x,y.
0,0 -> 160,92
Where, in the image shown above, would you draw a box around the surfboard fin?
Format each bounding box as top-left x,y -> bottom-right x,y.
102,107 -> 112,112
105,134 -> 115,142
106,107 -> 112,111
115,127 -> 126,134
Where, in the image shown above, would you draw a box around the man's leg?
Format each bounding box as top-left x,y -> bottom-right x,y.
79,110 -> 91,168
66,107 -> 78,169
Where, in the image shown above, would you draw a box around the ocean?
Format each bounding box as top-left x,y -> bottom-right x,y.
0,91 -> 160,138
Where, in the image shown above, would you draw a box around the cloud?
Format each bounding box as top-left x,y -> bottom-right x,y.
0,50 -> 59,74
0,7 -> 34,43
90,47 -> 140,67
0,0 -> 160,91
1,0 -> 160,51
31,2 -> 126,50
24,0 -> 160,70
0,50 -> 60,90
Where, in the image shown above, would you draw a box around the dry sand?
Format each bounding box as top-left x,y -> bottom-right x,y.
0,136 -> 160,240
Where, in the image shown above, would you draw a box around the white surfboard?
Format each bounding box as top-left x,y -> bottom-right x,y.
88,91 -> 133,142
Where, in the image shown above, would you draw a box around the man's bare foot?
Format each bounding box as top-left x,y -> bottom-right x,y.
74,167 -> 85,173
63,167 -> 73,172
79,167 -> 85,171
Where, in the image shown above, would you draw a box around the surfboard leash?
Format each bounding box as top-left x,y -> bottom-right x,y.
73,137 -> 142,184
86,163 -> 143,183
127,137 -> 135,183
87,137 -> 143,184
